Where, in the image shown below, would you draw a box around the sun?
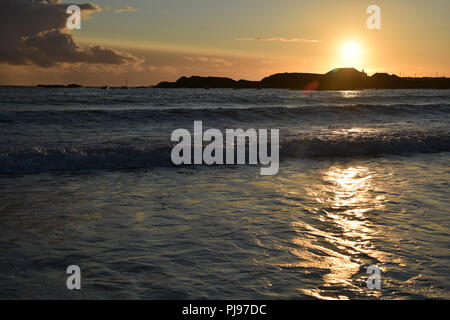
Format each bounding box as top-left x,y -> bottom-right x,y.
341,42 -> 361,60
338,41 -> 363,68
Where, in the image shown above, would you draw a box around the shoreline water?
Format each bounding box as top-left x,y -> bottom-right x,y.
0,87 -> 449,299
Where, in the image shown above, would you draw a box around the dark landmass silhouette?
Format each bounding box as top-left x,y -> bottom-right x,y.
155,68 -> 450,90
37,84 -> 83,88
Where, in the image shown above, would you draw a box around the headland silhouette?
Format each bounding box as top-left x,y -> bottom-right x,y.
155,68 -> 450,90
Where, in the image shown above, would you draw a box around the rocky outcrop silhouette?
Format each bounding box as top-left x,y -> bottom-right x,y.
155,68 -> 450,90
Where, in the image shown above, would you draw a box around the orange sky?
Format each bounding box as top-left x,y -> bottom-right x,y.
1,0 -> 449,86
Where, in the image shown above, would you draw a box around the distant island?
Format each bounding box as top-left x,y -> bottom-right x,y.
155,68 -> 450,90
29,68 -> 450,90
36,84 -> 83,88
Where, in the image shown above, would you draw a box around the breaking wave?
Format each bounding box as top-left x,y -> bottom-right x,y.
1,131 -> 449,174
1,103 -> 449,125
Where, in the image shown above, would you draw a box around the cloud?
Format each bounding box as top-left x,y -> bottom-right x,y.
184,56 -> 232,66
115,6 -> 136,13
144,65 -> 178,75
0,0 -> 143,67
235,37 -> 320,43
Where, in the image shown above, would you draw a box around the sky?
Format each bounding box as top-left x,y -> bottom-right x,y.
0,0 -> 449,86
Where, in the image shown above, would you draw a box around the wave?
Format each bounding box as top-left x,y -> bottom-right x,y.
280,131 -> 450,157
1,103 -> 449,125
1,131 -> 449,174
0,146 -> 172,175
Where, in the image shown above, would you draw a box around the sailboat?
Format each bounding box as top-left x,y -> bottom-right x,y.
121,74 -> 128,89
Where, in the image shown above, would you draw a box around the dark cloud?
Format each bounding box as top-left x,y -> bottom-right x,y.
0,0 -> 143,67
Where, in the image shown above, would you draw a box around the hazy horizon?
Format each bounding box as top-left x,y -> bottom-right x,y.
3,66 -> 449,88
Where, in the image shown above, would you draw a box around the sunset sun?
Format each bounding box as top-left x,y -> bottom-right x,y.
341,42 -> 361,60
339,41 -> 363,68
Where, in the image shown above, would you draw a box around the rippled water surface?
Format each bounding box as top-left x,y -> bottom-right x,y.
0,88 -> 449,299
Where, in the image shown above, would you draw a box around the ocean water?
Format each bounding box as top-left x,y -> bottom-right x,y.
0,87 -> 449,299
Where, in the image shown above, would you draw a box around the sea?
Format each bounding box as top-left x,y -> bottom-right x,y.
0,87 -> 449,299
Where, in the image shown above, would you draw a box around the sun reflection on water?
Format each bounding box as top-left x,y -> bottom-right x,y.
340,90 -> 361,99
281,166 -> 390,299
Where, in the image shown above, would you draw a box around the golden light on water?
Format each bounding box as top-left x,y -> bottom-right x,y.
327,167 -> 372,208
340,90 -> 361,99
281,166 -> 392,299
